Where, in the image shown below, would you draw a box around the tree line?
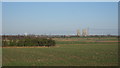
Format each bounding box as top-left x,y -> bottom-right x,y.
2,35 -> 56,47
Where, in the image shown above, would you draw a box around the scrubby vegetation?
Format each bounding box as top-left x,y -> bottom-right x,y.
2,35 -> 55,47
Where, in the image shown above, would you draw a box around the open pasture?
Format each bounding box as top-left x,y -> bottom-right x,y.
2,37 -> 118,66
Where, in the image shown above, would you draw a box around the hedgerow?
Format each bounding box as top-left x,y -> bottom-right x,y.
2,36 -> 55,47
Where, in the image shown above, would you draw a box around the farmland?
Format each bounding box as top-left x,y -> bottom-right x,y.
2,36 -> 118,66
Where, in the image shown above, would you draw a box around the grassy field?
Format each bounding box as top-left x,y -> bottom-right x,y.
2,37 -> 118,66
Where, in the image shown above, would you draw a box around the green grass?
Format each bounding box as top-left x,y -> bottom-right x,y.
2,37 -> 118,66
56,41 -> 117,44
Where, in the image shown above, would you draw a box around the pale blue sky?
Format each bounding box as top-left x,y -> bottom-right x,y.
2,2 -> 118,35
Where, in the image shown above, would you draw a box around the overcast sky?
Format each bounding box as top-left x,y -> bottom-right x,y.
2,2 -> 118,35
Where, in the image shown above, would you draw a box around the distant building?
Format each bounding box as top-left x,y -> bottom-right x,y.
82,29 -> 88,36
77,29 -> 80,36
